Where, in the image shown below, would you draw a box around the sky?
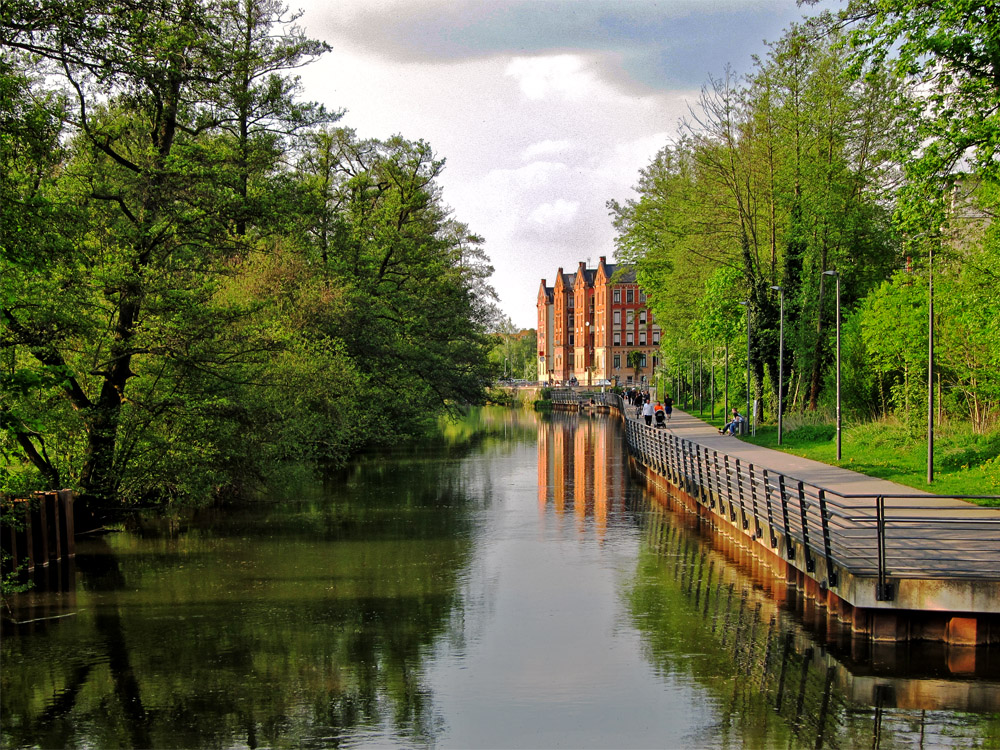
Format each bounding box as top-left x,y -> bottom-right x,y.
292,0 -> 837,329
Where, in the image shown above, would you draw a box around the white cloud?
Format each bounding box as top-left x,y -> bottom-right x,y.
505,55 -> 600,101
522,139 -> 575,160
290,0 -> 829,328
529,199 -> 580,228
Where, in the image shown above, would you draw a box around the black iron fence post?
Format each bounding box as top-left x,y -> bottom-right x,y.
797,481 -> 815,572
778,475 -> 795,559
817,489 -> 839,587
762,469 -> 778,548
734,458 -> 749,530
876,496 -> 894,601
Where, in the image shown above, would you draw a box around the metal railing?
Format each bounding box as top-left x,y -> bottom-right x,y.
594,393 -> 1000,600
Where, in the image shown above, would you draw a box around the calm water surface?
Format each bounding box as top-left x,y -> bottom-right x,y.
3,408 -> 999,749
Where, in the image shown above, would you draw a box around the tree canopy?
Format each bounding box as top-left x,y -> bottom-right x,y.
1,0 -> 498,511
613,4 -> 1000,436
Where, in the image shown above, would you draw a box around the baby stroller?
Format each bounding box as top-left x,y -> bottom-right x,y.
654,408 -> 666,428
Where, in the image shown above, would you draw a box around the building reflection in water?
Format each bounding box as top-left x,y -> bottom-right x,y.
537,412 -> 1000,749
537,412 -> 627,543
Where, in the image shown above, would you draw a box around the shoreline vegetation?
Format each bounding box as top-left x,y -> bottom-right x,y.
607,2 -> 1000,505
2,1 -> 498,521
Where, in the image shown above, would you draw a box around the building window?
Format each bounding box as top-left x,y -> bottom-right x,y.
639,291 -> 646,302
627,310 -> 634,325
614,354 -> 621,369
614,333 -> 620,346
639,311 -> 647,325
626,288 -> 634,303
640,354 -> 647,368
613,289 -> 621,303
626,333 -> 634,346
652,330 -> 660,345
568,296 -> 574,308
652,355 -> 658,367
613,310 -> 620,326
569,335 -> 574,346
639,333 -> 646,345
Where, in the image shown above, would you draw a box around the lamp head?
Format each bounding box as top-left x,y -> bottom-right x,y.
737,300 -> 749,306
822,270 -> 838,277
769,285 -> 782,292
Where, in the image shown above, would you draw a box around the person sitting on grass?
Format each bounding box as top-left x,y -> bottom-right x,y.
719,408 -> 744,436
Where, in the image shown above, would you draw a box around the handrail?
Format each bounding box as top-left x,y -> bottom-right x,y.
593,392 -> 1000,600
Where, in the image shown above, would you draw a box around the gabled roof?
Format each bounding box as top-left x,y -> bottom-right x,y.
554,270 -> 577,291
582,268 -> 597,285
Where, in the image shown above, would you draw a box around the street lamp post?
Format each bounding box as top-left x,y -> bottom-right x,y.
711,346 -> 716,420
698,353 -> 703,415
822,271 -> 842,460
738,300 -> 751,430
724,341 -> 729,418
906,229 -> 938,483
770,285 -> 784,446
927,238 -> 934,484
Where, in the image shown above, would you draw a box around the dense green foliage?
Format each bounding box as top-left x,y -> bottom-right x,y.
488,320 -> 537,382
611,3 -> 1000,477
0,0 -> 497,510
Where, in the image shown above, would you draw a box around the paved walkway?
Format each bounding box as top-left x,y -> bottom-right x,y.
648,407 -> 992,506
611,399 -> 1000,614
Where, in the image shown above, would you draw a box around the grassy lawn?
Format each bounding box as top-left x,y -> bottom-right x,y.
688,407 -> 1000,505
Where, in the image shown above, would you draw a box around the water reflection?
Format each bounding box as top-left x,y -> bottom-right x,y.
536,411 -> 629,539
3,408 -> 999,749
625,459 -> 1000,748
2,445 -> 483,749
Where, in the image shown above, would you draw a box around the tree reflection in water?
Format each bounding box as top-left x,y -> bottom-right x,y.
625,488 -> 1000,749
3,408 -> 999,749
2,444 -> 483,749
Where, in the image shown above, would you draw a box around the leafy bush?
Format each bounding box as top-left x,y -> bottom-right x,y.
845,419 -> 911,449
785,424 -> 836,442
938,430 -> 1000,469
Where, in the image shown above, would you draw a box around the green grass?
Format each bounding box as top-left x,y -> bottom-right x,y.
716,416 -> 1000,504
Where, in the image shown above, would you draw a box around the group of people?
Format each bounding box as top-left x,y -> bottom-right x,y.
625,388 -> 673,428
627,387 -> 745,436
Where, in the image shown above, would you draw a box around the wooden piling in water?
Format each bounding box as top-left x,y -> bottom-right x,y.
1,490 -> 76,575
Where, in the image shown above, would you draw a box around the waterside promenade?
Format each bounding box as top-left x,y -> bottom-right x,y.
565,393 -> 1000,647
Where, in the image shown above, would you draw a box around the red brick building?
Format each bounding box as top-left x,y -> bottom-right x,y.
537,257 -> 660,386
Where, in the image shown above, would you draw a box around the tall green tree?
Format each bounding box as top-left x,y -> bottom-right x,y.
612,23 -> 899,419
296,128 -> 497,434
1,0 -> 333,506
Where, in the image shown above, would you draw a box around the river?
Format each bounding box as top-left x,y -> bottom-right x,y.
2,407 -> 998,749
